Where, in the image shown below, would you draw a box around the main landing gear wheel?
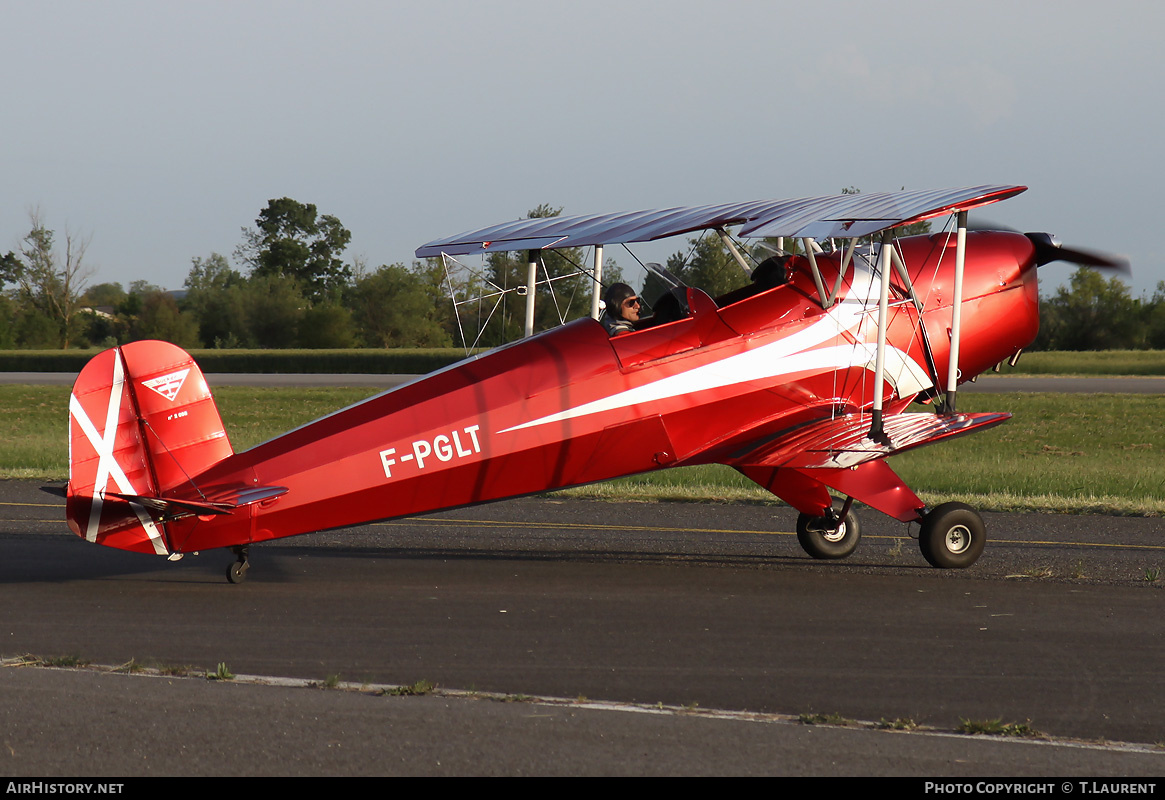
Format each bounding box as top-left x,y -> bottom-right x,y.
796,502 -> 861,560
919,502 -> 986,569
226,546 -> 250,584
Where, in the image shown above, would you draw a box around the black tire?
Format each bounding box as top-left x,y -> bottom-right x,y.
226,560 -> 249,584
919,502 -> 986,569
796,504 -> 861,560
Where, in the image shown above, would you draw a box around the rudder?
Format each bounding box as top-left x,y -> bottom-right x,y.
67,340 -> 233,555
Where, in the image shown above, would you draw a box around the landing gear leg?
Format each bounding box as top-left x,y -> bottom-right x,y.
919,502 -> 986,569
226,545 -> 250,584
796,497 -> 861,560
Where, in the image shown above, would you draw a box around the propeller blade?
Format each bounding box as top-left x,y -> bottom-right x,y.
1024,232 -> 1130,273
965,215 -> 1019,233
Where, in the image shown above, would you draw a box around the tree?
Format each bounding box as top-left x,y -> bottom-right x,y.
1147,282 -> 1165,350
240,274 -> 306,348
76,283 -> 126,346
185,253 -> 244,295
475,204 -> 594,343
14,308 -> 60,349
236,198 -> 353,302
14,209 -> 92,348
1032,268 -> 1142,350
0,295 -> 18,349
183,254 -> 250,348
349,263 -> 451,347
639,231 -> 749,306
298,302 -> 358,348
0,252 -> 22,288
82,282 -> 128,309
662,234 -> 747,301
413,257 -> 461,344
129,290 -> 200,348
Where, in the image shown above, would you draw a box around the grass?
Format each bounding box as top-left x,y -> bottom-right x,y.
0,386 -> 75,478
559,394 -> 1165,515
7,385 -> 1164,515
889,393 -> 1165,513
0,653 -> 1138,749
206,662 -> 235,681
0,385 -> 375,478
41,654 -> 89,668
380,679 -> 436,697
799,712 -> 854,726
1006,566 -> 1054,580
213,387 -> 376,450
1007,350 -> 1165,376
957,718 -> 1042,738
573,392 -> 1165,515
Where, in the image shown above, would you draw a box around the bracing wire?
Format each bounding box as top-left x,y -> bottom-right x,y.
438,247 -> 601,351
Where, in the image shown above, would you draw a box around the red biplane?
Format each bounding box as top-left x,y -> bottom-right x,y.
64,186 -> 1126,582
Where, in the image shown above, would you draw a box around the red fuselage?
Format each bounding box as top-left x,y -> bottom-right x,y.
142,231 -> 1039,555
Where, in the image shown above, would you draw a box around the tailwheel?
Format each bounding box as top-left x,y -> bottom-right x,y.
919,502 -> 986,569
796,500 -> 861,560
226,546 -> 250,584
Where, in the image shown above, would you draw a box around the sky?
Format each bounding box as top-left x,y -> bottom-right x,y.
3,0 -> 1162,297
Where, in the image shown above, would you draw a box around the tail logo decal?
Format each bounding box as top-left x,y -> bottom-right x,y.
68,351 -> 168,555
142,368 -> 190,402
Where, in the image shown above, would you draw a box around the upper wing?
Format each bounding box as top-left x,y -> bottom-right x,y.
415,185 -> 1026,257
731,410 -> 1011,471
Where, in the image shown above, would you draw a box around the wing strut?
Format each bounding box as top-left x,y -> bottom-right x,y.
824,238 -> 857,308
869,230 -> 894,442
715,227 -> 753,277
524,251 -> 537,337
802,238 -> 830,307
590,244 -> 604,320
942,211 -> 969,413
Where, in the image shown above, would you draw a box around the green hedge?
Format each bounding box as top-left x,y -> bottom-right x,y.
0,348 -> 477,374
2,347 -> 1164,376
1007,350 -> 1165,376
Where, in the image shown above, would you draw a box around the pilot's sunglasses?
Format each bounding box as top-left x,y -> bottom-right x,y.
623,297 -> 641,308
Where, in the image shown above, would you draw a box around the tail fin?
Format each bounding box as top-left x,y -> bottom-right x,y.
67,340 -> 234,555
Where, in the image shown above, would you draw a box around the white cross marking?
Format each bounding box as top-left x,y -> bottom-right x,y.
69,352 -> 168,555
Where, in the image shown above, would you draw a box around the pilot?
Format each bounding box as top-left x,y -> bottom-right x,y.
601,282 -> 641,336
751,254 -> 791,290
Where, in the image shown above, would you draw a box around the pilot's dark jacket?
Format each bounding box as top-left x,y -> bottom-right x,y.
601,313 -> 635,336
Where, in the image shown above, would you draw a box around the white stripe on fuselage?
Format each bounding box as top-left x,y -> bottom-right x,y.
501,267 -> 931,434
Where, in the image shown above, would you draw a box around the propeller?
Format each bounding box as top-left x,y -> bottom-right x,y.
965,214 -> 1019,233
965,214 -> 1130,274
1023,232 -> 1130,273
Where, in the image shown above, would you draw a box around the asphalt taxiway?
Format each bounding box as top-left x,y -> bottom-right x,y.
1,480 -> 1161,776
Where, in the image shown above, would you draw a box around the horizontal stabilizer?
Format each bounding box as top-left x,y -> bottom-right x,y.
103,492 -> 233,517
103,486 -> 288,520
736,411 -> 1010,471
